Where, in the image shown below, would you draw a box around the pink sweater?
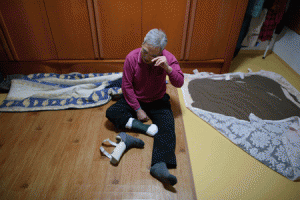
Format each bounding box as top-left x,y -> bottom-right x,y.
122,48 -> 184,110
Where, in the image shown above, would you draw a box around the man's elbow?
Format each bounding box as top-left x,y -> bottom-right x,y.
178,81 -> 184,88
174,80 -> 184,88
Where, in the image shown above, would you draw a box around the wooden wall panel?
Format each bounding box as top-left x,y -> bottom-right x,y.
94,0 -> 141,59
0,0 -> 57,61
0,13 -> 16,61
186,0 -> 240,61
0,42 -> 9,61
142,0 -> 189,60
87,0 -> 100,59
0,28 -> 10,61
44,0 -> 95,60
221,0 -> 248,73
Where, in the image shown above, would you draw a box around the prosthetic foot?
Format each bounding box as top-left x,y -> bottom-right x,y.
125,117 -> 158,136
100,132 -> 145,165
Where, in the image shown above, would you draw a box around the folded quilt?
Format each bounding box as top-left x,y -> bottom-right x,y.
0,72 -> 122,112
181,70 -> 300,181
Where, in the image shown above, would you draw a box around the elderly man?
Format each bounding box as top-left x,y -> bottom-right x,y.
106,29 -> 184,186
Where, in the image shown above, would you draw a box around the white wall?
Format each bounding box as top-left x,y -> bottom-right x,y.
240,9 -> 277,51
241,26 -> 300,75
241,38 -> 276,51
273,26 -> 300,75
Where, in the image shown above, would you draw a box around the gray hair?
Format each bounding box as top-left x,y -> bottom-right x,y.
143,29 -> 167,51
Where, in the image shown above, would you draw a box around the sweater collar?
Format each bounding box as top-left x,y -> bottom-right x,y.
138,48 -> 142,64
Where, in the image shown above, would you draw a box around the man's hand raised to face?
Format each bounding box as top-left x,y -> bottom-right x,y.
151,56 -> 173,74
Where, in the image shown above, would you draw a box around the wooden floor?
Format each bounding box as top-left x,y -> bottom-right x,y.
0,84 -> 196,199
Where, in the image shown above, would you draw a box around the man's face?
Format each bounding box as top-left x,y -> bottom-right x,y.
141,43 -> 162,65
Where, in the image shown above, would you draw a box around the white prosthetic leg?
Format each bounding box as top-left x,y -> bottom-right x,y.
125,117 -> 158,136
100,132 -> 144,165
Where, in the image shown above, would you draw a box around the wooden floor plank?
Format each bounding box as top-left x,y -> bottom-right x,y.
0,84 -> 196,199
0,112 -> 43,199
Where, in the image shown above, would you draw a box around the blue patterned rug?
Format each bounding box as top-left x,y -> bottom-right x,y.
0,72 -> 122,112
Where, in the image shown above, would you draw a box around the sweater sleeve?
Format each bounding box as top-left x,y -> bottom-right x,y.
122,57 -> 141,111
167,59 -> 184,88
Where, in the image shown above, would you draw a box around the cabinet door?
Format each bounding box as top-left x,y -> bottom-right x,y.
185,0 -> 242,60
0,27 -> 11,61
0,42 -> 9,61
0,0 -> 57,61
142,0 -> 189,60
44,0 -> 96,60
94,0 -> 141,59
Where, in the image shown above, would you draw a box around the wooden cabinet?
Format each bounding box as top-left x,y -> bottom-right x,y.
44,0 -> 96,60
0,0 -> 56,61
186,0 -> 239,60
142,0 -> 189,60
94,0 -> 142,59
0,0 -> 96,61
0,0 -> 248,74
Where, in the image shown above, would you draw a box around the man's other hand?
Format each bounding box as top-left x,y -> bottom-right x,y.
136,109 -> 149,122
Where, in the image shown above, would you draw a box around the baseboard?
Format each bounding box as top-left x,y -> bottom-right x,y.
272,52 -> 300,79
239,50 -> 273,56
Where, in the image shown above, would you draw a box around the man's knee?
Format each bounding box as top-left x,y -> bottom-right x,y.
106,102 -> 128,120
106,104 -> 115,119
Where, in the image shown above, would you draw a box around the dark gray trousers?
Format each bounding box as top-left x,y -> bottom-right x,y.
106,93 -> 176,168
